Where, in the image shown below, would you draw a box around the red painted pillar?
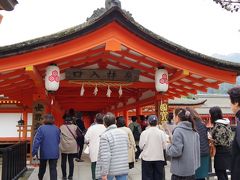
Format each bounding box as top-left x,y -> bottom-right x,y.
123,110 -> 129,126
23,111 -> 28,140
136,105 -> 142,124
52,109 -> 63,127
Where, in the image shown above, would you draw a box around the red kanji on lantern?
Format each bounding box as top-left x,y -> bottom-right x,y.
159,74 -> 168,84
48,70 -> 60,82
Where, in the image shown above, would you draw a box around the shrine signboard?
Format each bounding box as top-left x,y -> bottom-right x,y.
65,69 -> 140,82
159,103 -> 168,122
29,101 -> 46,163
31,101 -> 46,136
155,101 -> 168,123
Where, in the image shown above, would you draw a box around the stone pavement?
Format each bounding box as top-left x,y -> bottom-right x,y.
28,154 -> 172,180
8,153 -> 222,180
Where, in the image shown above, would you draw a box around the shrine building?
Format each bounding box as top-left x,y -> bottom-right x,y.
0,1 -> 240,142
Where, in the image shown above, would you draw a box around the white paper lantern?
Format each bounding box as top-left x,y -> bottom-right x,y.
45,65 -> 60,92
155,69 -> 168,92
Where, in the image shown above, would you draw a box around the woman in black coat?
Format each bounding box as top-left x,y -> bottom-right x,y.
209,106 -> 232,180
75,112 -> 86,162
227,87 -> 240,180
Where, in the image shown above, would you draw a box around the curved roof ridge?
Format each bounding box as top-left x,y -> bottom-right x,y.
127,14 -> 239,65
0,6 -> 240,74
119,9 -> 240,72
168,98 -> 207,106
0,6 -> 132,56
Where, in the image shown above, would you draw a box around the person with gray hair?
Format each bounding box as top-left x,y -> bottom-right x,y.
32,114 -> 60,180
96,112 -> 129,180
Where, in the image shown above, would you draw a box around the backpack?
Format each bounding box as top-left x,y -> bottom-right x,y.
133,125 -> 141,141
212,123 -> 233,147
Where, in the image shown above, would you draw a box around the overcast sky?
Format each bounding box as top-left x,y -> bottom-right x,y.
0,0 -> 239,57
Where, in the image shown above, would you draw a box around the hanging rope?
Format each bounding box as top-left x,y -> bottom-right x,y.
93,84 -> 98,96
80,83 -> 85,96
69,81 -> 132,87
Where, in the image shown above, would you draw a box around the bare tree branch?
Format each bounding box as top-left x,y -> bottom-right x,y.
213,0 -> 240,12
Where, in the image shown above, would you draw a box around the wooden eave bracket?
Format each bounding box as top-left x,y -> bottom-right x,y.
105,39 -> 121,51
186,76 -> 220,89
169,70 -> 189,83
25,65 -> 47,99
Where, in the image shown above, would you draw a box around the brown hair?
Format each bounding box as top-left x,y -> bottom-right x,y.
174,108 -> 196,131
186,107 -> 201,121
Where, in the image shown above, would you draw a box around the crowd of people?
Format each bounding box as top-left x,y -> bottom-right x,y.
32,87 -> 240,180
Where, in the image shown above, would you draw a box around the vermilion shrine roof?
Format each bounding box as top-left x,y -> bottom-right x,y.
0,4 -> 239,112
1,6 -> 240,75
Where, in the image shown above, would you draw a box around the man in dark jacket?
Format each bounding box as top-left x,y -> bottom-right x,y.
129,116 -> 142,160
228,87 -> 240,180
32,114 -> 60,180
75,111 -> 86,162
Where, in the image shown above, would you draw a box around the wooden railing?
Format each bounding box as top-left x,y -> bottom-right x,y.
0,141 -> 27,180
16,125 -> 32,163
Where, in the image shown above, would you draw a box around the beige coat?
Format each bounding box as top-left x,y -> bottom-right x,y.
119,127 -> 136,163
59,124 -> 78,154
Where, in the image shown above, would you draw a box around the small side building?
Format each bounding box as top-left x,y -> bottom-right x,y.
195,94 -> 235,126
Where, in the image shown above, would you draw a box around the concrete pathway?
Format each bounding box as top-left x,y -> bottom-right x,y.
4,154 -> 222,180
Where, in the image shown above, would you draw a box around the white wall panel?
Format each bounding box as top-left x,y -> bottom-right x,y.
0,113 -> 20,137
0,113 -> 33,137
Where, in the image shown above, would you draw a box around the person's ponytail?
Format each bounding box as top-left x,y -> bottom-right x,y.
175,108 -> 197,132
